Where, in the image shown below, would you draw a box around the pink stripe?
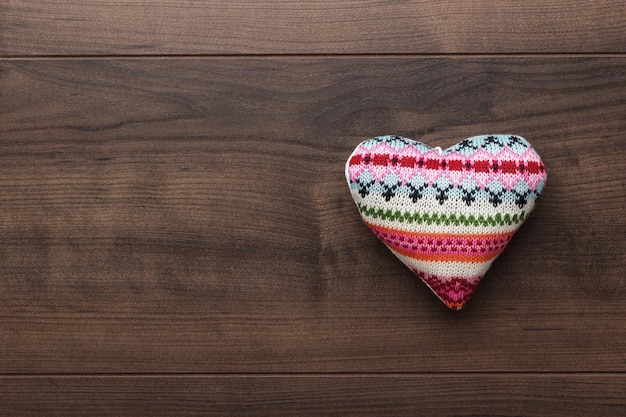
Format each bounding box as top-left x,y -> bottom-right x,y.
371,228 -> 512,258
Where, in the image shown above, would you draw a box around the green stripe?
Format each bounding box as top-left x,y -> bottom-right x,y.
357,203 -> 526,227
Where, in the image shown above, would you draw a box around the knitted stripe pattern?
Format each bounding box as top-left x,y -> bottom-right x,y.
345,135 -> 547,310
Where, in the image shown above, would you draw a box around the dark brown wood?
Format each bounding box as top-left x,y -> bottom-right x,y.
1,58 -> 625,375
2,0 -> 626,411
2,1 -> 626,55
1,374 -> 625,417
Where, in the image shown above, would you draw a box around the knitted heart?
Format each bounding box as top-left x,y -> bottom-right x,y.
345,135 -> 547,310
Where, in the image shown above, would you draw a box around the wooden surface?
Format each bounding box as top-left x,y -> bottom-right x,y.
2,375 -> 625,416
1,1 -> 625,416
2,0 -> 626,54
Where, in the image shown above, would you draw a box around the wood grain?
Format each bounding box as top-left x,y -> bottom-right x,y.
2,374 -> 625,417
2,0 -> 626,411
1,58 -> 624,374
2,0 -> 626,56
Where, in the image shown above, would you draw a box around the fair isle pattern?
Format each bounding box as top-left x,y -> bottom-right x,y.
345,135 -> 547,310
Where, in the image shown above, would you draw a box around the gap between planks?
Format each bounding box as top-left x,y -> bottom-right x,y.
2,372 -> 625,379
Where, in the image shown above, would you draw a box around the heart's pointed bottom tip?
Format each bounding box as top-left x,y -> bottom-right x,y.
414,271 -> 476,311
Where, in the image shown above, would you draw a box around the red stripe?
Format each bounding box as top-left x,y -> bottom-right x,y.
448,160 -> 463,171
500,160 -> 517,174
372,154 -> 388,165
526,161 -> 539,174
349,154 -> 362,165
400,156 -> 416,167
425,158 -> 440,169
348,153 -> 544,175
472,160 -> 490,173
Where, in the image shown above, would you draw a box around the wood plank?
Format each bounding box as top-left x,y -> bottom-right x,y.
1,374 -> 625,416
2,1 -> 626,55
0,58 -> 625,373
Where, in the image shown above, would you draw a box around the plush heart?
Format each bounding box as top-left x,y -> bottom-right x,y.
345,135 -> 547,310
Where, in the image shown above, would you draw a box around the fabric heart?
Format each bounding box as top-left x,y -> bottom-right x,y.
345,135 -> 547,310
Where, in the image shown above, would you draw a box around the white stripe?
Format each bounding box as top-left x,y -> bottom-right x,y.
354,192 -> 534,217
351,191 -> 532,235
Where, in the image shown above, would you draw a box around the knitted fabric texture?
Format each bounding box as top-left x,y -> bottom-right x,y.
345,135 -> 547,310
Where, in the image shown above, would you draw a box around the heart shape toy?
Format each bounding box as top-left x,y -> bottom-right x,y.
345,135 -> 547,310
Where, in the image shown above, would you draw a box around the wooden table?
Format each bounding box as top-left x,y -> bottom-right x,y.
1,1 -> 625,415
